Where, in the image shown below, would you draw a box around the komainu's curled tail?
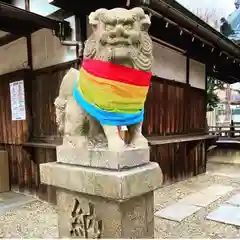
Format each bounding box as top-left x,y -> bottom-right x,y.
54,68 -> 80,133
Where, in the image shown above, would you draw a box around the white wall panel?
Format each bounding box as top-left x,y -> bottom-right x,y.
189,59 -> 206,89
0,37 -> 28,75
31,29 -> 76,69
152,42 -> 186,83
12,0 -> 25,9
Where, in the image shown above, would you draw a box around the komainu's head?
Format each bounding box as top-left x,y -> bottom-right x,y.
84,7 -> 153,71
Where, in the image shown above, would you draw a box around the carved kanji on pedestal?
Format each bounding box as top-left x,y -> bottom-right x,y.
70,199 -> 103,238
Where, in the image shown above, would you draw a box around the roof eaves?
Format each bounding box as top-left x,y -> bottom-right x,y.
0,2 -> 71,38
142,0 -> 240,61
164,0 -> 240,48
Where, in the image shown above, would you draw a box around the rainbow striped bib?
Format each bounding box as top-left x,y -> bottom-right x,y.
73,59 -> 152,126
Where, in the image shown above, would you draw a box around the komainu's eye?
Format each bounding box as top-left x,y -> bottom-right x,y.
105,24 -> 114,31
123,23 -> 133,30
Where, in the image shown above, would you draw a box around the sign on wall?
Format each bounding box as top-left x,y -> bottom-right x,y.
9,80 -> 26,121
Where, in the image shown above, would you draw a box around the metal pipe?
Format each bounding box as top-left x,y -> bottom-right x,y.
60,40 -> 82,46
60,40 -> 83,59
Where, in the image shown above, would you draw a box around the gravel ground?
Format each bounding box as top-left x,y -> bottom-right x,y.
154,162 -> 240,239
0,201 -> 58,238
0,162 -> 240,238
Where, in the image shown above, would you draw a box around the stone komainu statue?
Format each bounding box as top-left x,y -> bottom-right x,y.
54,7 -> 153,151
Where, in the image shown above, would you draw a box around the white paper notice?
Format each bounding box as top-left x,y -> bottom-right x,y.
9,80 -> 26,121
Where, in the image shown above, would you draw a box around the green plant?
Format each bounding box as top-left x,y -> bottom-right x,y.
206,76 -> 224,111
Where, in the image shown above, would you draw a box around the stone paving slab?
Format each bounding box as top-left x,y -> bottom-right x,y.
0,192 -> 20,200
202,184 -> 234,197
179,192 -> 220,207
207,172 -> 240,179
206,204 -> 240,227
155,184 -> 234,222
154,202 -> 201,222
227,194 -> 240,206
0,192 -> 36,215
179,184 -> 234,207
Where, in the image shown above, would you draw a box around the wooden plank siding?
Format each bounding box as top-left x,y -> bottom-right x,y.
150,141 -> 206,184
143,76 -> 206,183
0,69 -> 34,198
30,60 -> 78,203
32,65 -> 72,138
0,61 -> 78,203
0,69 -> 30,144
0,62 -> 206,201
143,76 -> 205,136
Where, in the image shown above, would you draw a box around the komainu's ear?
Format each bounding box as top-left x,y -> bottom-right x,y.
89,8 -> 107,31
140,14 -> 151,31
130,7 -> 151,31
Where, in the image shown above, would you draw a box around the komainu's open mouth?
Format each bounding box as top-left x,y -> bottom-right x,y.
106,38 -> 130,46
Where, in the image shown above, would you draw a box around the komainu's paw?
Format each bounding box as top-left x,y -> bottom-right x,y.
131,135 -> 149,148
107,138 -> 126,151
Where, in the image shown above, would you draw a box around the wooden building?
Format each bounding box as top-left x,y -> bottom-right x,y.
0,0 -> 240,202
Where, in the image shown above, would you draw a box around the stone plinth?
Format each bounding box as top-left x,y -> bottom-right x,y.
40,161 -> 162,238
56,145 -> 150,170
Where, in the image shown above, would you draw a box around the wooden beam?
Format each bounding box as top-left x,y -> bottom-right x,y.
0,3 -> 58,29
25,0 -> 30,11
0,33 -> 21,47
75,15 -> 81,64
186,55 -> 190,85
0,19 -> 30,35
33,59 -> 78,75
49,0 -> 127,15
48,9 -> 74,21
0,1 -> 70,36
25,0 -> 33,141
79,15 -> 87,43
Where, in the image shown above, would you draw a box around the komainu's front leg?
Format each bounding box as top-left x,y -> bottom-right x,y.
88,115 -> 107,148
63,97 -> 88,148
128,122 -> 149,148
102,125 -> 125,151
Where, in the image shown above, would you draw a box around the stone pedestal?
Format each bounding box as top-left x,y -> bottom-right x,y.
40,148 -> 162,238
57,145 -> 150,170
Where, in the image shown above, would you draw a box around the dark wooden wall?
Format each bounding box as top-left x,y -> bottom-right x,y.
143,76 -> 206,183
151,141 -> 206,184
0,70 -> 30,144
0,62 -> 206,201
0,61 -> 77,203
143,76 -> 205,136
0,70 -> 33,196
32,65 -> 70,138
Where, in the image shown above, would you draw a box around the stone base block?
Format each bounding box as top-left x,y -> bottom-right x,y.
57,189 -> 154,238
40,162 -> 162,238
56,145 -> 149,170
40,162 -> 162,200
